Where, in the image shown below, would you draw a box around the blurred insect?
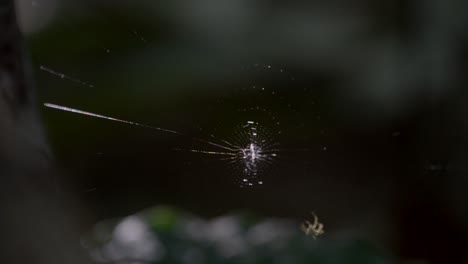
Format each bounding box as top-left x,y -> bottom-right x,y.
301,212 -> 324,239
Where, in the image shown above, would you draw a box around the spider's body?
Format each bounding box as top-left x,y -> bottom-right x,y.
301,212 -> 324,239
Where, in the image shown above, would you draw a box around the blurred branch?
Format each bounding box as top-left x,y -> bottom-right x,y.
0,1 -> 89,263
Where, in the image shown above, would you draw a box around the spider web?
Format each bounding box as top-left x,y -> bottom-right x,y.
177,120 -> 279,187
43,102 -> 283,187
40,61 -> 320,187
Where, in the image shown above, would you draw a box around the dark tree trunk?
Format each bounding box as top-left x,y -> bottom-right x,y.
0,1 -> 89,263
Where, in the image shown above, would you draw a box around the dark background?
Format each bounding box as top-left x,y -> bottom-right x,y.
15,0 -> 468,262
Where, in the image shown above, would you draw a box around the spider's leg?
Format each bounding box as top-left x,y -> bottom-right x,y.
310,212 -> 319,228
317,224 -> 325,236
301,221 -> 313,235
315,223 -> 324,233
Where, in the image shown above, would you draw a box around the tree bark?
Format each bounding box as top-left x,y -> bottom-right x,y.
0,1 -> 90,263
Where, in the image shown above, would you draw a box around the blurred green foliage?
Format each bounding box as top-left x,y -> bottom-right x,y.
83,207 -> 402,264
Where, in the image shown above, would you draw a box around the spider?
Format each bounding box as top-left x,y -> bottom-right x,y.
301,212 -> 324,239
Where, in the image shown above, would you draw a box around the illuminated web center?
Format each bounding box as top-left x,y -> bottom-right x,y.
242,143 -> 259,161
185,120 -> 279,187
240,143 -> 262,175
